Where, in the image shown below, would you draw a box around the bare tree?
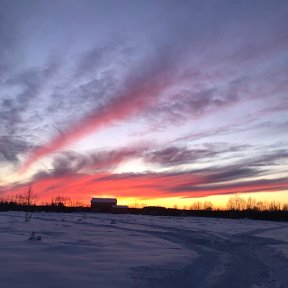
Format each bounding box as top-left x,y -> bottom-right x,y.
52,196 -> 71,207
269,201 -> 281,212
25,186 -> 34,222
204,201 -> 213,211
191,201 -> 203,210
246,197 -> 256,210
227,195 -> 246,211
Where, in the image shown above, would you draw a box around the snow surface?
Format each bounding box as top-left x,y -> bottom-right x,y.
0,212 -> 288,288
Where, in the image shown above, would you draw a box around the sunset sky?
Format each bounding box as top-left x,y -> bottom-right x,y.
0,0 -> 287,208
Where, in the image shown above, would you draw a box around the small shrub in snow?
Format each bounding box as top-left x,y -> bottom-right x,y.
28,232 -> 42,241
24,186 -> 35,222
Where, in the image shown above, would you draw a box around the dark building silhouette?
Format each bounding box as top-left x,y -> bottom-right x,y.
111,205 -> 129,214
90,198 -> 117,212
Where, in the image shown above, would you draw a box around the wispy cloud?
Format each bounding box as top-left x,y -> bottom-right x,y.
0,136 -> 29,164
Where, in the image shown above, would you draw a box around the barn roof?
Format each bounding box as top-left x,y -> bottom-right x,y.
91,198 -> 117,203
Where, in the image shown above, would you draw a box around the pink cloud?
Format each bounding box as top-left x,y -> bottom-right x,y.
21,66 -> 171,172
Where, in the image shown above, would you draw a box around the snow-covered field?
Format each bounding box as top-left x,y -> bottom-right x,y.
0,212 -> 287,288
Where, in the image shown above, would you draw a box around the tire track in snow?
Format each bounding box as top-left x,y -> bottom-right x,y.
111,218 -> 288,288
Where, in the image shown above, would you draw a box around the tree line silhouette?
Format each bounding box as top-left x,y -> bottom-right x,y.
0,192 -> 287,222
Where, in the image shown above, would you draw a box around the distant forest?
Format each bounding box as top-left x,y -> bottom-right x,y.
0,192 -> 287,222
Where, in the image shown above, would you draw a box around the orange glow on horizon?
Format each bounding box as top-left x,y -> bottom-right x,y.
2,172 -> 287,209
